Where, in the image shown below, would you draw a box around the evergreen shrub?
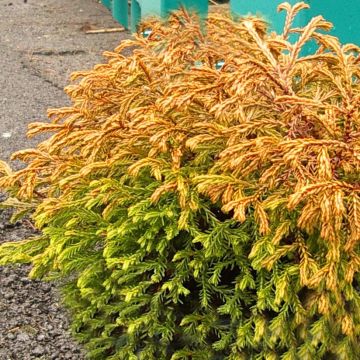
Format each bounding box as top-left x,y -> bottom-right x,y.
0,2 -> 360,359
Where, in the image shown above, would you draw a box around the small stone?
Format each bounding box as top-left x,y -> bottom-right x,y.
17,332 -> 30,342
37,334 -> 46,341
50,352 -> 60,360
3,274 -> 17,286
32,345 -> 45,356
4,292 -> 14,300
42,283 -> 51,293
7,332 -> 16,340
1,131 -> 12,138
52,329 -> 62,337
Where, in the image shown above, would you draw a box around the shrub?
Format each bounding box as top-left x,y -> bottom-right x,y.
1,3 -> 360,359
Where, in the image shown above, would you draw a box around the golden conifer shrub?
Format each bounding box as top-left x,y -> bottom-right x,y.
0,2 -> 360,359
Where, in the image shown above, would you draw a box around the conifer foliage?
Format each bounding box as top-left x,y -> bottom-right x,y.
0,2 -> 360,359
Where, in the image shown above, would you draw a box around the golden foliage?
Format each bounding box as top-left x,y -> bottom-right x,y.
1,2 -> 360,358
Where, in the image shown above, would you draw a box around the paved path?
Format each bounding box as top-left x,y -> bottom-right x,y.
0,0 -> 130,163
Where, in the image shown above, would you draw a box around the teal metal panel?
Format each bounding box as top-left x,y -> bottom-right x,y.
230,0 -> 305,34
112,0 -> 129,29
137,0 -> 162,16
162,0 -> 185,17
131,0 -> 162,32
308,0 -> 360,46
130,0 -> 208,33
162,0 -> 208,18
185,0 -> 208,19
101,0 -> 112,10
102,0 -> 209,33
131,0 -> 141,33
230,0 -> 360,47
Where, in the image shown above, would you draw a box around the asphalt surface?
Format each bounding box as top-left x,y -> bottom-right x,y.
0,0 -> 130,162
0,1 -> 131,358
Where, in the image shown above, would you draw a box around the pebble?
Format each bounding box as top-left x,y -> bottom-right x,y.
4,292 -> 14,300
50,352 -> 60,359
3,274 -> 17,286
42,283 -> 52,293
7,332 -> 15,340
20,276 -> 30,284
17,333 -> 30,342
32,345 -> 45,356
37,334 -> 46,341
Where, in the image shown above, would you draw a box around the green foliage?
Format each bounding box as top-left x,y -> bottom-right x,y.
0,3 -> 360,359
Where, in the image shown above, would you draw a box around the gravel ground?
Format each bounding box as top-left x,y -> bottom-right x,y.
0,208 -> 83,360
0,0 -> 131,358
